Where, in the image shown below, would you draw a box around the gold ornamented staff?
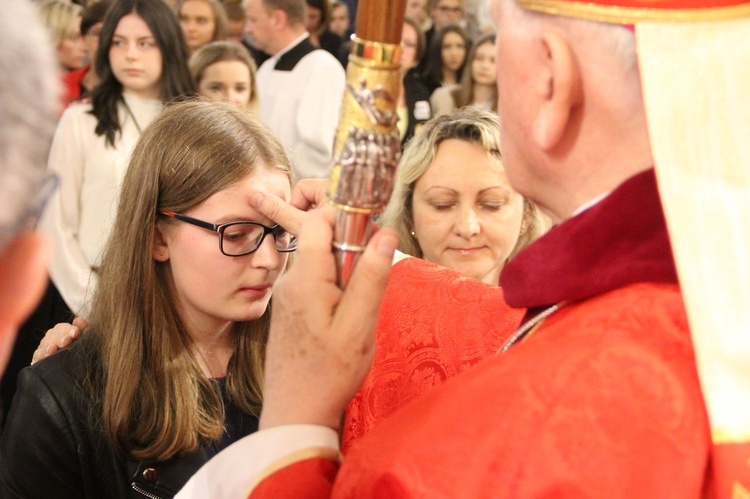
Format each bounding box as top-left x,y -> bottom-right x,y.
327,0 -> 407,287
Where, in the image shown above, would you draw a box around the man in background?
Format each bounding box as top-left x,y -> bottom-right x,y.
417,0 -> 465,71
245,0 -> 345,179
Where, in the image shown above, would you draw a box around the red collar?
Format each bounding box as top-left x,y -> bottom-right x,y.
500,169 -> 678,309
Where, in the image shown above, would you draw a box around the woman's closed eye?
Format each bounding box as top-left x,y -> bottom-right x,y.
429,202 -> 455,212
479,201 -> 505,212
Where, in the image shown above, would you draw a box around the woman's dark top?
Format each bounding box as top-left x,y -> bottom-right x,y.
318,29 -> 344,66
402,69 -> 433,146
0,337 -> 259,498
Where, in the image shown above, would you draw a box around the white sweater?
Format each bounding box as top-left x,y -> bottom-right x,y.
40,92 -> 162,315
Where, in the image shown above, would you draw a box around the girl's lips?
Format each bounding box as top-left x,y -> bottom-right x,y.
238,285 -> 271,299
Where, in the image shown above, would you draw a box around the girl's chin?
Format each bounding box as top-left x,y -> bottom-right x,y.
230,310 -> 268,323
230,299 -> 272,321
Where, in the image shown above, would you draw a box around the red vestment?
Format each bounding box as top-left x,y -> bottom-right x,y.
342,257 -> 525,451
252,170 -> 711,498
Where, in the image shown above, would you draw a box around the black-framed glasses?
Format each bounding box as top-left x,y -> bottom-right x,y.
0,172 -> 59,250
161,211 -> 297,257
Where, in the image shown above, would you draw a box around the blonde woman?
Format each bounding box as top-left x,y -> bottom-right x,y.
38,0 -> 86,72
381,107 -> 548,285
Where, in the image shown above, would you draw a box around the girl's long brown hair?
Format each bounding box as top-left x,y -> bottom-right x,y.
452,33 -> 498,112
86,100 -> 291,461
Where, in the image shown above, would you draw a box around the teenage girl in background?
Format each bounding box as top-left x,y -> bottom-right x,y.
190,40 -> 259,112
421,25 -> 470,94
41,0 -> 195,318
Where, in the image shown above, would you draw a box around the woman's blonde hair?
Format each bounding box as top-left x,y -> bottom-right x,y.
189,40 -> 259,112
38,0 -> 83,46
381,107 -> 548,261
87,101 -> 291,461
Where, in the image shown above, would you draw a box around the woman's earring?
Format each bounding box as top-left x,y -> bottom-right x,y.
159,251 -> 164,256
410,231 -> 416,237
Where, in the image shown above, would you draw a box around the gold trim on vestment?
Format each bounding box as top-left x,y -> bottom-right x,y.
732,482 -> 750,499
638,15 -> 750,469
713,430 -> 750,445
517,0 -> 750,24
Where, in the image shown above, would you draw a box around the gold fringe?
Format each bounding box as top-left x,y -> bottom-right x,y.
517,0 -> 750,24
713,430 -> 750,445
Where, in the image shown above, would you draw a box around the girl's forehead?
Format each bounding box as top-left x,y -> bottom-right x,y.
114,13 -> 153,35
189,168 -> 290,223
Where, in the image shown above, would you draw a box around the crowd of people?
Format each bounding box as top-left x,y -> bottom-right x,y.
1,0 -> 749,497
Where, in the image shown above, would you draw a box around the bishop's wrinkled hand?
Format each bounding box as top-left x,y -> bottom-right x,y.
259,206 -> 398,431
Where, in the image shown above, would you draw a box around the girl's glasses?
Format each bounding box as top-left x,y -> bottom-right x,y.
161,211 -> 297,257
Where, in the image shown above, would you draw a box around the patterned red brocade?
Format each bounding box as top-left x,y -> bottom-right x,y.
342,258 -> 524,451
333,284 -> 709,498
253,285 -> 710,498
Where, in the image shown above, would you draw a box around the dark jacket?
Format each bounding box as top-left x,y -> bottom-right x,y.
0,338 -> 259,498
318,29 -> 344,66
402,69 -> 433,146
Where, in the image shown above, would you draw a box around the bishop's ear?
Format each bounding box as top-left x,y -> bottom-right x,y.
531,28 -> 582,151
